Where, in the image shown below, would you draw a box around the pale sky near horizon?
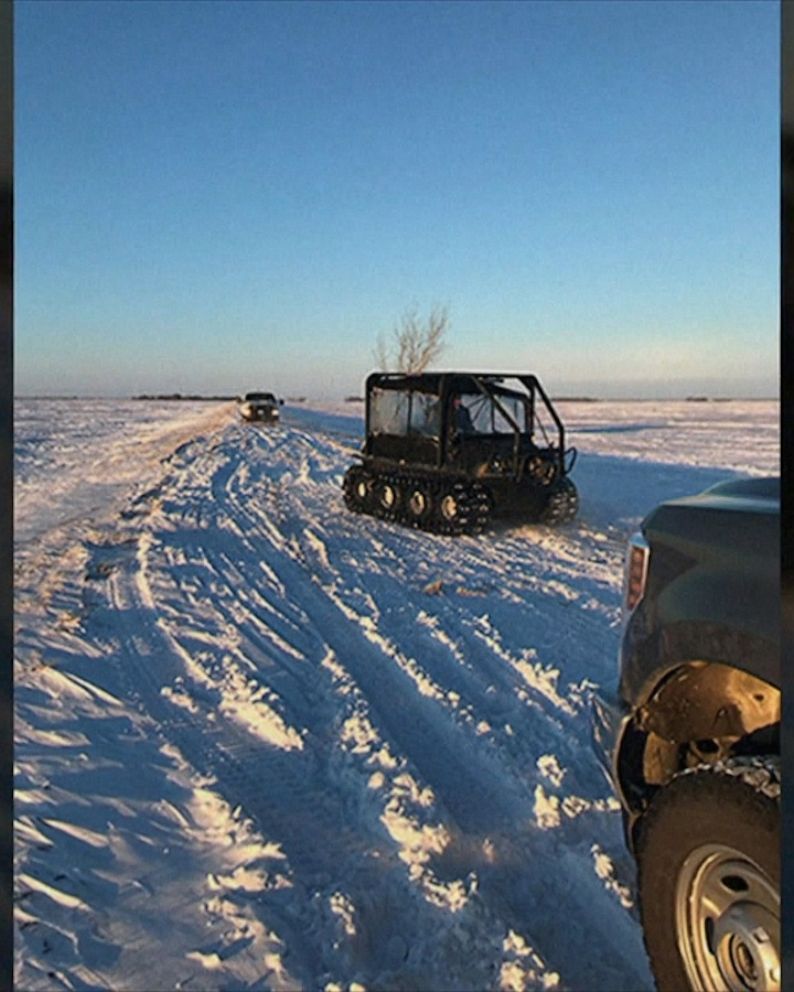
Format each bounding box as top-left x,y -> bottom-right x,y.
15,0 -> 779,400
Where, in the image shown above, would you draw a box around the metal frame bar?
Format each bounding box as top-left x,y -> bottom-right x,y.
522,374 -> 565,474
468,375 -> 524,478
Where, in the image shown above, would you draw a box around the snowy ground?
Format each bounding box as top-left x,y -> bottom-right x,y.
14,397 -> 779,991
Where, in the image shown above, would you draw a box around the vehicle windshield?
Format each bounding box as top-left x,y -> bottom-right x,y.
370,388 -> 440,438
244,392 -> 276,402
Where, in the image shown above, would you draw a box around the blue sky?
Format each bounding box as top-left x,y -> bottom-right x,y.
15,0 -> 779,399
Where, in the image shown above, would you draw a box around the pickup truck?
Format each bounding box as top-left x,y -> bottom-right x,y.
239,391 -> 282,424
592,476 -> 780,992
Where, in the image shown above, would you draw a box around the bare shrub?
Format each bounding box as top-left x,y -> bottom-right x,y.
374,304 -> 449,373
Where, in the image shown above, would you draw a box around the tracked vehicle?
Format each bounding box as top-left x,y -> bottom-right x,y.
342,371 -> 578,535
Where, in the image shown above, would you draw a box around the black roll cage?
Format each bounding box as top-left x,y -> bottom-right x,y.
363,371 -> 567,478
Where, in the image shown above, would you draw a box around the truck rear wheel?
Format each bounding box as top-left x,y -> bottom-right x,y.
637,758 -> 780,992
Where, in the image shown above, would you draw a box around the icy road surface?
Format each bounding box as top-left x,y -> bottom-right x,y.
14,398 -> 778,991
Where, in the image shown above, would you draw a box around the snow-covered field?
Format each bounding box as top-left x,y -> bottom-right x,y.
14,397 -> 779,992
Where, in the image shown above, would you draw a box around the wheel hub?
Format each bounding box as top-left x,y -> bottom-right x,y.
408,490 -> 427,516
355,480 -> 368,500
380,484 -> 396,509
440,494 -> 458,520
676,845 -> 779,991
714,903 -> 778,990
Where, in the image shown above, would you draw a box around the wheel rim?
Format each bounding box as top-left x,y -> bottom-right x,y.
408,490 -> 427,516
675,843 -> 780,991
355,479 -> 369,501
439,494 -> 458,520
380,483 -> 397,509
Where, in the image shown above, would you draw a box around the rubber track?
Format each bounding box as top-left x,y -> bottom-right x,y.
540,477 -> 579,525
342,466 -> 491,536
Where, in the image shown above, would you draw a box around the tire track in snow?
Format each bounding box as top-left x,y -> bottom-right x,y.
113,418 -> 652,989
144,430 -> 534,833
79,465 -> 520,985
82,538 -> 529,989
83,543 -> 387,987
18,410 -> 654,990
182,429 -> 568,827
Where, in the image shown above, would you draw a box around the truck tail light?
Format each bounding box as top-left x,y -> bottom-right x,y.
624,532 -> 650,613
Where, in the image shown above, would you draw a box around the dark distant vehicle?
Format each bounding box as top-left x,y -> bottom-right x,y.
592,476 -> 780,992
239,391 -> 282,424
342,371 -> 578,535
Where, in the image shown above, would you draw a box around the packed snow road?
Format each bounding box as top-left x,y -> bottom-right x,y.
14,399 -> 778,991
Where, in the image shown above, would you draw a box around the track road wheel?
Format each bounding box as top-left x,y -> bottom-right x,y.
540,476 -> 579,525
637,758 -> 780,992
434,484 -> 467,535
375,478 -> 401,517
343,466 -> 373,513
439,491 -> 459,521
406,483 -> 432,525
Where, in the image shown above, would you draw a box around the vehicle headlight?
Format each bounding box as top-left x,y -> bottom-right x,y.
623,531 -> 650,614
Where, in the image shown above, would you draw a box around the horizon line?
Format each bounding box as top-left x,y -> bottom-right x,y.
14,393 -> 781,403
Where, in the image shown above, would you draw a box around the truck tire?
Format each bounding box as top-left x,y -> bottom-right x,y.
636,757 -> 780,992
